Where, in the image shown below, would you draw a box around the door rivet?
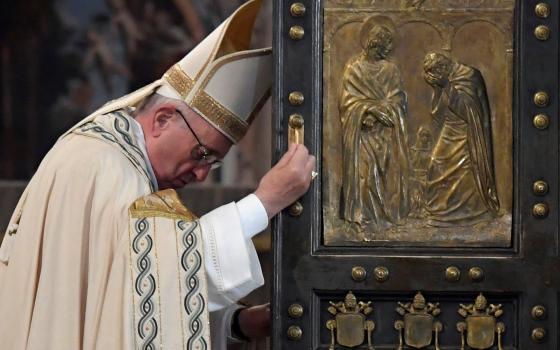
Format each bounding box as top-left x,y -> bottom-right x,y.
374,266 -> 389,282
351,266 -> 367,282
287,325 -> 303,340
468,267 -> 484,282
445,266 -> 461,282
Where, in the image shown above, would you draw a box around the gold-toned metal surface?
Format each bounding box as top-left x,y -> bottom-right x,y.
326,292 -> 375,350
532,328 -> 546,343
289,25 -> 305,40
287,325 -> 303,341
531,305 -> 546,320
533,114 -> 550,129
322,1 -> 514,247
288,91 -> 304,106
533,181 -> 549,196
535,3 -> 551,18
289,113 -> 304,129
290,3 -> 306,17
351,266 -> 367,282
468,267 -> 484,282
395,292 -> 442,350
534,91 -> 550,107
531,327 -> 546,343
288,201 -> 304,217
457,294 -> 505,350
445,266 -> 461,282
532,203 -> 549,218
288,303 -> 304,318
534,25 -> 550,41
373,266 -> 389,282
288,114 -> 305,144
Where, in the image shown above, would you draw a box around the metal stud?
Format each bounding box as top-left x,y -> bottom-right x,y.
533,180 -> 549,195
373,266 -> 389,282
533,114 -> 549,129
288,304 -> 304,318
535,3 -> 551,18
288,201 -> 304,217
532,305 -> 547,320
289,114 -> 304,129
287,325 -> 303,340
288,91 -> 304,106
533,203 -> 549,218
351,266 -> 367,282
289,25 -> 305,40
445,266 -> 461,282
535,25 -> 551,41
534,91 -> 550,107
290,3 -> 306,17
532,328 -> 546,343
468,267 -> 484,282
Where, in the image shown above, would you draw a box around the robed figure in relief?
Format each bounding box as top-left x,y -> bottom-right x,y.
423,52 -> 500,226
339,24 -> 410,232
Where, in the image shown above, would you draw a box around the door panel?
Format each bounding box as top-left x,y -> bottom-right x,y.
273,1 -> 559,349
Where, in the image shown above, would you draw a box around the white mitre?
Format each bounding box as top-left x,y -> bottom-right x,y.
156,0 -> 271,143
86,0 -> 271,143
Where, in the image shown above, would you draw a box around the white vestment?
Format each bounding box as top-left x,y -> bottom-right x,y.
0,110 -> 266,349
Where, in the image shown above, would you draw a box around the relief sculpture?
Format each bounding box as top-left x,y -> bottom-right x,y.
422,52 -> 500,227
323,0 -> 514,246
340,24 -> 411,234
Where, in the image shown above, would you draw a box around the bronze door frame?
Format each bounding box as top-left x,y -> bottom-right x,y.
273,1 -> 559,349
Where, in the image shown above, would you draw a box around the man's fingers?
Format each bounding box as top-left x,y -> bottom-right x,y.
305,156 -> 316,181
289,144 -> 310,165
305,155 -> 316,174
275,143 -> 299,167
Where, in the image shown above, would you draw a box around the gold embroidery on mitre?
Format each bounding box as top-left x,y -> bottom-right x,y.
130,189 -> 197,221
163,65 -> 195,99
190,90 -> 248,143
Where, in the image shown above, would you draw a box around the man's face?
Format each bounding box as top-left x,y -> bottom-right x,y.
423,59 -> 450,87
365,31 -> 392,60
144,104 -> 232,189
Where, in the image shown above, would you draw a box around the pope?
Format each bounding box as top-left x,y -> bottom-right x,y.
0,0 -> 315,349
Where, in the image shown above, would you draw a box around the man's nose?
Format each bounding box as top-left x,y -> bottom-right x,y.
193,164 -> 211,182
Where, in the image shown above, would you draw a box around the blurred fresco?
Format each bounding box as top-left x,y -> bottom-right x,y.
0,0 -> 272,184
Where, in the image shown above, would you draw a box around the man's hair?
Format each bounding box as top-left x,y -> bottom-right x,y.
423,52 -> 452,75
365,25 -> 394,57
134,93 -> 179,117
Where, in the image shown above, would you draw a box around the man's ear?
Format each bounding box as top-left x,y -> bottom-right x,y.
152,106 -> 175,137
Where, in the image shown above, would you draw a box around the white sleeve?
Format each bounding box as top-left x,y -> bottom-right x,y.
200,194 -> 268,311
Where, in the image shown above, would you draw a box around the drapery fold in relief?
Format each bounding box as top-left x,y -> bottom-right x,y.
426,63 -> 500,226
340,54 -> 410,232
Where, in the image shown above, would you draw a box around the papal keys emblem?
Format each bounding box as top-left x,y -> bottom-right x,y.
394,292 -> 443,349
326,291 -> 375,350
456,293 -> 505,350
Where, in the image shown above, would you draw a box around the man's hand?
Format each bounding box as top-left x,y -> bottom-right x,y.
361,115 -> 377,130
255,144 -> 316,218
237,303 -> 271,340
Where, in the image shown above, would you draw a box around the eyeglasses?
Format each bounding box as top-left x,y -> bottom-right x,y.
175,109 -> 222,170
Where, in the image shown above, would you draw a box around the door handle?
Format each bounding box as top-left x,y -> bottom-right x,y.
288,114 -> 304,145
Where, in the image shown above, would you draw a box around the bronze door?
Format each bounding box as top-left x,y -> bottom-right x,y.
272,1 -> 558,349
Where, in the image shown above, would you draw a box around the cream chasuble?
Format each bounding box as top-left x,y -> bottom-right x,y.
128,189 -> 210,349
0,110 -> 265,349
